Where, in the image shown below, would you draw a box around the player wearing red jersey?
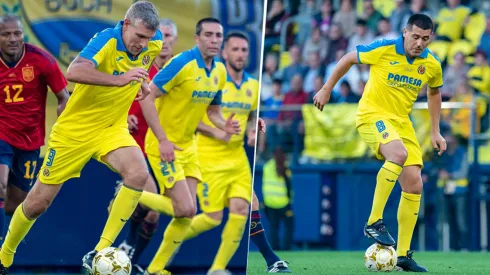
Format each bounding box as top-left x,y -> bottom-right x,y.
0,15 -> 69,241
108,19 -> 178,274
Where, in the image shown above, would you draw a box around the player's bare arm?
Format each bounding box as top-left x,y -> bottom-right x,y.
313,51 -> 359,111
54,88 -> 69,116
428,87 -> 446,156
206,105 -> 241,135
196,121 -> 231,142
140,81 -> 182,162
67,56 -> 148,87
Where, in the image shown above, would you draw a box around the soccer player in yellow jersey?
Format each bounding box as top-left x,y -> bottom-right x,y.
313,14 -> 446,272
136,18 -> 240,275
171,32 -> 258,275
0,2 -> 163,274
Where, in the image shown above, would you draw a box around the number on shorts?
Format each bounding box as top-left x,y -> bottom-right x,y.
45,149 -> 56,167
202,182 -> 209,198
375,120 -> 386,133
160,161 -> 176,176
24,160 -> 37,179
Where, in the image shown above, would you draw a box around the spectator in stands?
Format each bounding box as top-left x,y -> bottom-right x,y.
313,0 -> 335,37
295,0 -> 316,45
375,17 -> 398,41
435,0 -> 470,42
331,80 -> 360,104
361,0 -> 383,33
323,23 -> 348,65
347,19 -> 375,53
262,147 -> 294,251
437,129 -> 469,251
441,52 -> 469,100
443,79 -> 488,139
281,44 -> 307,93
332,0 -> 356,37
400,0 -> 433,34
467,50 -> 490,95
390,0 -> 410,34
261,78 -> 285,158
313,75 -> 324,102
478,17 -> 490,63
264,0 -> 290,53
303,51 -> 325,94
325,49 -> 347,94
302,27 -> 328,62
277,74 -> 308,150
261,53 -> 281,101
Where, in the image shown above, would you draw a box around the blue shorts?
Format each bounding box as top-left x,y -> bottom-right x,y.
0,140 -> 40,192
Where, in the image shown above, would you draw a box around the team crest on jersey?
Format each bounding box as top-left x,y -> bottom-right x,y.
214,76 -> 218,85
382,132 -> 389,139
43,168 -> 50,177
22,66 -> 35,82
246,89 -> 252,97
142,55 -> 150,65
417,64 -> 426,75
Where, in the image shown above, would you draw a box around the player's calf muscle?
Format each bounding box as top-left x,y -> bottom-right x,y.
23,180 -> 61,219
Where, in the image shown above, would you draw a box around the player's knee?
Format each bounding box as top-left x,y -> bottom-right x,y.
145,210 -> 160,224
206,211 -> 223,223
0,180 -> 7,197
232,203 -> 250,217
24,197 -> 52,219
174,200 -> 196,218
402,175 -> 423,194
123,171 -> 149,190
389,147 -> 408,165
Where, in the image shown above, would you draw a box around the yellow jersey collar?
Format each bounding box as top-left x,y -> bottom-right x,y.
192,46 -> 219,76
226,71 -> 249,89
395,36 -> 429,61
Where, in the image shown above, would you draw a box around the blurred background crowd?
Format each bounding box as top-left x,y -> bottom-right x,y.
253,0 -> 490,254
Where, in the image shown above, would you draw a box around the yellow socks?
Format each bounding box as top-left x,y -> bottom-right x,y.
397,191 -> 421,257
210,213 -> 248,271
184,213 -> 221,241
139,191 -> 174,217
147,217 -> 192,273
95,185 -> 142,251
368,161 -> 403,225
0,204 -> 36,267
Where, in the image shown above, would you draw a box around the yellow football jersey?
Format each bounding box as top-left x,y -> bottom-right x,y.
145,46 -> 227,154
53,21 -> 162,140
356,36 -> 443,125
436,5 -> 471,42
197,72 -> 259,162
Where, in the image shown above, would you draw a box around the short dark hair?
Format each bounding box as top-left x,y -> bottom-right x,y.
406,13 -> 433,31
356,18 -> 367,26
224,32 -> 249,44
196,17 -> 221,35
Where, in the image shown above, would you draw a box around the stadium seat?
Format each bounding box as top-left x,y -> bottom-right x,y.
279,51 -> 292,70
447,40 -> 475,65
428,40 -> 450,63
464,11 -> 486,48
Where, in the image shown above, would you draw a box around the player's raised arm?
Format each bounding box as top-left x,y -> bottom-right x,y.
313,51 -> 358,111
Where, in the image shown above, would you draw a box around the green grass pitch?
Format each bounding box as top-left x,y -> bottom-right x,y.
247,251 -> 490,274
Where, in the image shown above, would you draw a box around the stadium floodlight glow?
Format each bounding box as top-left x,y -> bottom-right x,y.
321,199 -> 331,209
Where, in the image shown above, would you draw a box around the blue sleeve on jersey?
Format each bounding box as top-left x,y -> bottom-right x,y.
357,39 -> 395,53
150,29 -> 163,41
153,51 -> 193,94
210,90 -> 222,105
78,29 -> 113,67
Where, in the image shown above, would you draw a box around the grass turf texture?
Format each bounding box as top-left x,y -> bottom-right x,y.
247,251 -> 490,274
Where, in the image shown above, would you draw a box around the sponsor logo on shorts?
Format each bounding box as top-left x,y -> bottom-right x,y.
168,176 -> 174,183
382,132 -> 389,139
43,168 -> 50,177
204,200 -> 209,206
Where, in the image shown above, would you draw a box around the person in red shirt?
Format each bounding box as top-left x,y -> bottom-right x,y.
0,15 -> 69,239
109,18 -> 178,273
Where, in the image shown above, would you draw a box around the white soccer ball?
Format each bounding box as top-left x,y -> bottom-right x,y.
92,247 -> 132,275
364,243 -> 397,272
